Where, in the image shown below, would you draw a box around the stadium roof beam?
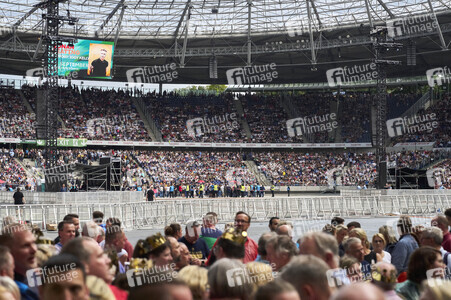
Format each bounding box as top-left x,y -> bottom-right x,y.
428,0 -> 448,50
13,6 -> 39,28
364,0 -> 373,28
376,0 -> 395,19
114,4 -> 126,47
173,0 -> 192,54
247,0 -> 252,66
309,0 -> 323,29
306,0 -> 317,67
95,0 -> 124,38
180,2 -> 193,67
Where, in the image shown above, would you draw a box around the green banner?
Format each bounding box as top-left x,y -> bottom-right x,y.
34,139 -> 87,147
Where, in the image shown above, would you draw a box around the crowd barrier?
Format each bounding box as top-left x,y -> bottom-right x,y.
1,192 -> 450,230
0,191 -> 143,205
341,189 -> 451,197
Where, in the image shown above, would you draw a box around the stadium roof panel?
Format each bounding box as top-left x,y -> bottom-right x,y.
0,0 -> 449,38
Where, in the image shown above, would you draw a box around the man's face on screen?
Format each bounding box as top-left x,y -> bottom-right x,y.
100,50 -> 107,60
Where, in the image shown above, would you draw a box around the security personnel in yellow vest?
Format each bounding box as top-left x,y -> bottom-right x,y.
213,184 -> 219,198
185,184 -> 190,198
240,184 -> 245,197
271,184 -> 275,197
199,184 -> 204,198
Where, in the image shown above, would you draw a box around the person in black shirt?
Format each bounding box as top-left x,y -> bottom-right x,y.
89,49 -> 109,77
13,188 -> 24,205
147,187 -> 154,201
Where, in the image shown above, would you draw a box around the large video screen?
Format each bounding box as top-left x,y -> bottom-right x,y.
58,39 -> 114,79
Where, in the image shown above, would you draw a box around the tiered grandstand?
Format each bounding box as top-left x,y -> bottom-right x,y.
0,0 -> 448,194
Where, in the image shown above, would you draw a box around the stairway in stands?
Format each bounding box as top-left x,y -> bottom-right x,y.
232,96 -> 253,140
244,160 -> 271,185
133,97 -> 162,141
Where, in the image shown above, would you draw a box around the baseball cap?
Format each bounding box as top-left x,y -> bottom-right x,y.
186,220 -> 201,228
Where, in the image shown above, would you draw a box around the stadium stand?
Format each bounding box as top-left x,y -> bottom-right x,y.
143,92 -> 247,142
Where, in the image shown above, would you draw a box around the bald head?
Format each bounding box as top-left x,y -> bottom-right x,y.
276,225 -> 293,238
331,283 -> 385,300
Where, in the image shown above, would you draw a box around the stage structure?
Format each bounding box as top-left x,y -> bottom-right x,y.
44,158 -> 122,192
35,0 -> 77,191
370,26 -> 402,189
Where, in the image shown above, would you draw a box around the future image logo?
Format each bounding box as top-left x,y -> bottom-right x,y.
226,64 -> 278,85
44,163 -> 77,184
387,13 -> 438,38
225,168 -> 253,187
386,113 -> 438,138
86,114 -> 141,137
286,113 -> 338,137
326,168 -> 342,187
326,63 -> 377,87
126,264 -> 178,287
25,67 -> 78,80
126,64 -> 178,84
26,263 -> 78,287
226,264 -> 274,288
186,113 -> 239,138
426,67 -> 451,87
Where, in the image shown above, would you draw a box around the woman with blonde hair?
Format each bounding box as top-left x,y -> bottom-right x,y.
379,225 -> 398,254
0,276 -> 20,300
372,233 -> 391,263
349,228 -> 380,264
178,265 -> 209,300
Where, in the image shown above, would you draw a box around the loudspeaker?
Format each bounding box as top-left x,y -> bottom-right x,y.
209,56 -> 218,79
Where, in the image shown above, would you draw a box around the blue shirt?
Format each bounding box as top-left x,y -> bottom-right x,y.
391,234 -> 418,274
178,236 -> 210,260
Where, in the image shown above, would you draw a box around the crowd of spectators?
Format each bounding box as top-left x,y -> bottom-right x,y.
429,159 -> 451,189
388,150 -> 450,169
2,85 -> 450,147
2,148 -> 449,191
134,150 -> 256,188
253,151 -> 377,187
254,150 -> 451,187
387,92 -> 422,119
0,88 -> 35,139
9,149 -> 147,192
338,93 -> 372,143
241,94 -> 295,143
0,149 -> 29,189
143,92 -> 246,142
1,207 -> 451,300
391,96 -> 451,148
289,93 -> 335,143
56,87 -> 150,141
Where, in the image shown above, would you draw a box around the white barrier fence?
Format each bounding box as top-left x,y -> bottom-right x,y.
0,191 -> 143,205
1,193 -> 450,230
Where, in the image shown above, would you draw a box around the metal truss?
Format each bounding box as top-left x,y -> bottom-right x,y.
371,28 -> 402,189
2,23 -> 449,59
0,0 -> 450,39
34,0 -> 77,177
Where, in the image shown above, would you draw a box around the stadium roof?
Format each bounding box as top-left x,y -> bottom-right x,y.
0,0 -> 451,39
0,1 -> 450,84
0,0 -> 450,38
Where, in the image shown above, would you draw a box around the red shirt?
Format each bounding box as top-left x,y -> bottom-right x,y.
243,237 -> 258,263
124,237 -> 134,261
442,232 -> 451,252
206,237 -> 258,266
109,285 -> 128,300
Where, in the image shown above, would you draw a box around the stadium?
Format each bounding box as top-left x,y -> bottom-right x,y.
0,0 -> 450,298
